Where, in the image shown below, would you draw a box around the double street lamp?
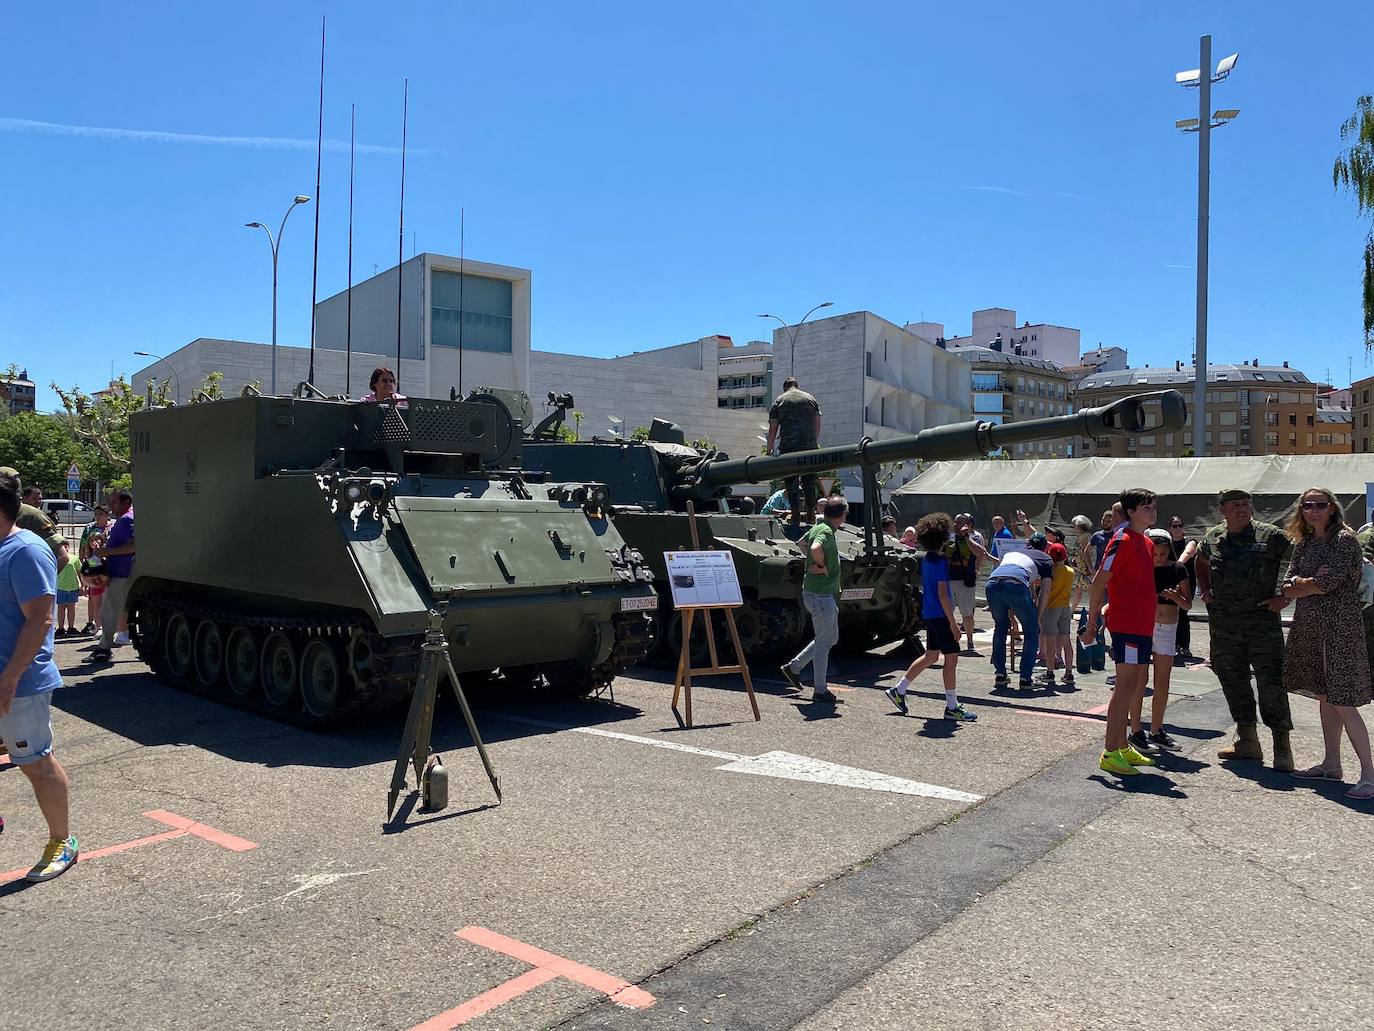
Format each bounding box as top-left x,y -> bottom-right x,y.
756,301 -> 834,370
245,194 -> 312,395
1176,36 -> 1240,458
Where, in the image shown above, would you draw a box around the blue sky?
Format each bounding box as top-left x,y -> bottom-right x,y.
4,2 -> 1374,411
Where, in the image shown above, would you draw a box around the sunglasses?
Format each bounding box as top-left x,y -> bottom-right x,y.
377,378 -> 396,384
1301,500 -> 1331,511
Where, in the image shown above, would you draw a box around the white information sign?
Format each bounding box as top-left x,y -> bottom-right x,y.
664,551 -> 744,609
993,537 -> 1031,555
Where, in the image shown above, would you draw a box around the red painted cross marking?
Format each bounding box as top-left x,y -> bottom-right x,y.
0,809 -> 257,883
409,926 -> 655,1030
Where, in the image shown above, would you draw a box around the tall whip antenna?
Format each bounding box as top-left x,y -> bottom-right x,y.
307,15 -> 325,388
458,207 -> 466,398
395,78 -> 408,389
345,102 -> 355,397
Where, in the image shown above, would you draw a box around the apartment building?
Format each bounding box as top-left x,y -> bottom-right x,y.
950,345 -> 1077,458
1075,361 -> 1319,458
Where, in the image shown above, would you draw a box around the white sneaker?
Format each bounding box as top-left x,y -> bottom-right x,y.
113,631 -> 130,646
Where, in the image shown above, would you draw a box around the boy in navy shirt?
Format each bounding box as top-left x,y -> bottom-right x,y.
885,513 -> 976,722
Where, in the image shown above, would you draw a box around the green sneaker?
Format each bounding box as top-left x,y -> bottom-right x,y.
1099,749 -> 1139,776
944,704 -> 977,722
1121,744 -> 1157,767
26,835 -> 79,882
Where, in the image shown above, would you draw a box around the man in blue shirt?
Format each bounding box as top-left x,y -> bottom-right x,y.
760,488 -> 791,518
0,469 -> 78,882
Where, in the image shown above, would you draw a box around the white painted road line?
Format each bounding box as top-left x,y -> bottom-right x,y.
716,751 -> 983,803
492,713 -> 982,803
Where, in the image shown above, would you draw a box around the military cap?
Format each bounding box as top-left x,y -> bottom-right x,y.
0,466 -> 18,478
1217,488 -> 1253,505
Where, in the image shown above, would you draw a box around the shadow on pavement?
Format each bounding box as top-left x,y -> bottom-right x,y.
1221,760 -> 1374,812
52,670 -> 652,771
1087,772 -> 1188,798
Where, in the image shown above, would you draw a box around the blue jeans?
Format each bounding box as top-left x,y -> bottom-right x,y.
986,578 -> 1038,682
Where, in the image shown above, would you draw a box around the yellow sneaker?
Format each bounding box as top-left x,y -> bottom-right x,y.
1121,744 -> 1157,767
25,835 -> 79,882
1099,749 -> 1139,776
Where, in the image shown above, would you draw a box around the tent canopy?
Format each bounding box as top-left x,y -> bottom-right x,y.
891,455 -> 1374,537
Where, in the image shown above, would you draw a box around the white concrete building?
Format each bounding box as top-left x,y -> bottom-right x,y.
942,307 -> 1081,367
1079,345 -> 1129,373
133,253 -> 531,403
772,312 -> 971,498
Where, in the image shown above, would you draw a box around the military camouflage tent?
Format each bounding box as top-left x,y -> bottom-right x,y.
891,455 -> 1374,538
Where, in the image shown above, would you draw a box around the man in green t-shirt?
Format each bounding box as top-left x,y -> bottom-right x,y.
780,497 -> 847,703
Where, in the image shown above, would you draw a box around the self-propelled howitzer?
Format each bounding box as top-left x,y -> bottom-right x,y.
519,389 -> 1185,660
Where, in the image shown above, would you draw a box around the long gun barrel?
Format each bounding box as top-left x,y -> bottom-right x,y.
693,389 -> 1187,490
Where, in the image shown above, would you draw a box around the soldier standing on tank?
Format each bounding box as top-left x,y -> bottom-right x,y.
1195,487 -> 1295,771
765,377 -> 822,526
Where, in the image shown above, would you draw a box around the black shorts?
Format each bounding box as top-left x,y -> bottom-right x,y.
1110,631 -> 1153,666
925,617 -> 959,656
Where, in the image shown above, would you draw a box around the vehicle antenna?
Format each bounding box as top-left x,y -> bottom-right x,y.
345,102 -> 355,397
395,78 -> 407,390
307,15 -> 325,389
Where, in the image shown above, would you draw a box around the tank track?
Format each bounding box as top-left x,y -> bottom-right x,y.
130,592 -> 422,726
546,611 -> 653,696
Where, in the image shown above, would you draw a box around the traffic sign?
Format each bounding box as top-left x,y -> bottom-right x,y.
67,461 -> 80,477
67,478 -> 81,494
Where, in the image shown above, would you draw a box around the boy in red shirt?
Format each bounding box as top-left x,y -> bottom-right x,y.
1081,488 -> 1160,776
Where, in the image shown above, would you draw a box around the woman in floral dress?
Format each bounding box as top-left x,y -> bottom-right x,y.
1281,486 -> 1374,799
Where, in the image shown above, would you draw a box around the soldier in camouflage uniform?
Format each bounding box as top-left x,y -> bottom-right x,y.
765,377 -> 822,526
1195,487 -> 1294,770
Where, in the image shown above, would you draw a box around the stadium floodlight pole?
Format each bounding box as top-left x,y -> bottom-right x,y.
133,351 -> 180,402
245,194 -> 312,395
756,301 -> 835,371
1176,36 -> 1239,458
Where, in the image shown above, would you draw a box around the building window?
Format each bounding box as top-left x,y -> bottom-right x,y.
1319,433 -> 1334,444
1364,413 -> 1369,427
1289,413 -> 1297,426
1140,435 -> 1156,445
431,271 -> 513,353
1165,434 -> 1174,446
1265,412 -> 1279,426
972,373 -> 1002,391
973,394 -> 1005,414
1306,433 -> 1314,446
865,352 -> 873,376
1219,431 -> 1237,445
1219,411 -> 1238,426
1265,432 -> 1278,446
718,399 -> 728,408
1306,414 -> 1314,426
1289,432 -> 1297,444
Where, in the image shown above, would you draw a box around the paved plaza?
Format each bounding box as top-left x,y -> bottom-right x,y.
4,625 -> 1371,1030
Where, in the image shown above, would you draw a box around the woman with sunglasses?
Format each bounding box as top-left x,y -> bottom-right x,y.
361,366 -> 408,407
1281,487 -> 1374,798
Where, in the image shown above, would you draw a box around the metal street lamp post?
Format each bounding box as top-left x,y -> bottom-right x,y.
246,194 -> 312,394
1176,37 -> 1240,458
756,301 -> 835,371
133,351 -> 181,403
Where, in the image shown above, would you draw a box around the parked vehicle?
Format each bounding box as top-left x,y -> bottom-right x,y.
41,499 -> 97,525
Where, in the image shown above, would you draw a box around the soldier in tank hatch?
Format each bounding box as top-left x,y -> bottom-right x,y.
765,377 -> 822,527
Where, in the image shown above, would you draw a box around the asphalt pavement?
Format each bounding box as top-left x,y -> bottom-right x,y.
3,621 -> 1371,1030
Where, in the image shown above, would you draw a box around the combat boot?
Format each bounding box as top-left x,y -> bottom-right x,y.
1271,729 -> 1295,773
1218,723 -> 1264,761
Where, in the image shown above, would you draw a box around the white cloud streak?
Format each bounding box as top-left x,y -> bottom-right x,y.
959,184 -> 1086,201
0,115 -> 438,156
1163,263 -> 1196,270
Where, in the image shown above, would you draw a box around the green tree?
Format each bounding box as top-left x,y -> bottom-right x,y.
1334,95 -> 1374,349
0,412 -> 80,491
631,425 -> 651,442
51,376 -> 165,472
570,409 -> 584,441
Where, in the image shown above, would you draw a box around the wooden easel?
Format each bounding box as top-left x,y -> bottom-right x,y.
670,502 -> 761,729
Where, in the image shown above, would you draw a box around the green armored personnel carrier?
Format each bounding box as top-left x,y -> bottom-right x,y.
520,389 -> 1187,663
125,392 -> 656,723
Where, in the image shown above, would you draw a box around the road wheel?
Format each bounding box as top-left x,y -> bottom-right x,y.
131,601 -> 163,659
667,611 -> 711,668
164,613 -> 193,681
260,632 -> 298,708
225,626 -> 259,699
193,619 -> 225,688
299,638 -> 346,720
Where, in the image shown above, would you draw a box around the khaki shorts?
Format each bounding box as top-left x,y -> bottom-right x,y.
1041,606 -> 1072,636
